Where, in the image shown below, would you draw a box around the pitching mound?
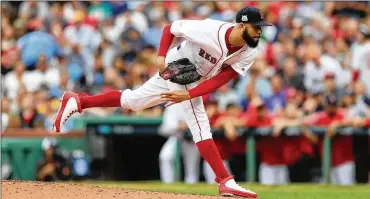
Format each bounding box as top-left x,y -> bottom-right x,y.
2,180 -> 228,199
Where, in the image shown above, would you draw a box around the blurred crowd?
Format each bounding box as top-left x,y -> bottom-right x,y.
1,1 -> 370,183
1,1 -> 370,130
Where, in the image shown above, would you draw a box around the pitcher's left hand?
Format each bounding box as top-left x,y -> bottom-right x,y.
160,90 -> 191,107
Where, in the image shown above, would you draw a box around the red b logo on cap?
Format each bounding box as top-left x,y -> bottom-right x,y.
259,10 -> 264,20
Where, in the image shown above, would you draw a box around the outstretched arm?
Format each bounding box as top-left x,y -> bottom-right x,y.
160,66 -> 239,106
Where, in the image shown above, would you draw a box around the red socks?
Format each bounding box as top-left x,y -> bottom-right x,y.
196,139 -> 231,182
80,90 -> 122,109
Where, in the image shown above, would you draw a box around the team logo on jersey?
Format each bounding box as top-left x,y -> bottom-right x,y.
241,15 -> 248,22
199,48 -> 217,64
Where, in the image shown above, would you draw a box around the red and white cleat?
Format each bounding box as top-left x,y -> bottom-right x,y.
53,91 -> 82,132
218,176 -> 257,198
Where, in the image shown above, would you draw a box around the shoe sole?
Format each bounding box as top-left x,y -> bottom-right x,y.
220,193 -> 234,197
221,193 -> 256,199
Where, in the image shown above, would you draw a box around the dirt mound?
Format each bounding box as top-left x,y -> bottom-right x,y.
2,180 -> 227,199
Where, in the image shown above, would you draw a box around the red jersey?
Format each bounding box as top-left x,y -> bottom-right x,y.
213,111 -> 247,160
304,109 -> 354,167
245,105 -> 285,165
281,135 -> 315,166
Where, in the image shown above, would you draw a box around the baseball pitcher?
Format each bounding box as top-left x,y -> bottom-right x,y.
53,6 -> 272,198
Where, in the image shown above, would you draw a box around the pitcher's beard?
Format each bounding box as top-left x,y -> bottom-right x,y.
243,31 -> 259,48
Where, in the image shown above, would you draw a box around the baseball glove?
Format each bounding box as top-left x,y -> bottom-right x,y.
159,58 -> 202,85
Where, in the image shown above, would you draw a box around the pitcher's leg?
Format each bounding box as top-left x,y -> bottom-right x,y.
120,73 -> 169,111
53,73 -> 169,132
166,81 -> 229,180
175,92 -> 230,182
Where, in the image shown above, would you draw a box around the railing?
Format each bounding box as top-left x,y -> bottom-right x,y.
74,116 -> 369,183
184,127 -> 369,183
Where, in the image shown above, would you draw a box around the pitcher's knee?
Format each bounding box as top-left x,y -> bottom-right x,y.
192,130 -> 213,143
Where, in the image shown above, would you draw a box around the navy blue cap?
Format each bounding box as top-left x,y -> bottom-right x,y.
235,6 -> 273,26
324,94 -> 338,106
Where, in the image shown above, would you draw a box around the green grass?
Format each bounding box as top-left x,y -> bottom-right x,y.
78,181 -> 370,199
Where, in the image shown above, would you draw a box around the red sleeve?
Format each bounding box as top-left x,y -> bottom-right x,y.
304,113 -> 321,126
158,24 -> 175,57
188,66 -> 239,98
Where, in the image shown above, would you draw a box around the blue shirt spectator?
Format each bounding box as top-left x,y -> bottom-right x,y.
264,75 -> 287,113
264,90 -> 287,113
17,31 -> 61,68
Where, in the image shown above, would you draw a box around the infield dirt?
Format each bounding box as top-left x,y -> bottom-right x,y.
2,180 -> 230,199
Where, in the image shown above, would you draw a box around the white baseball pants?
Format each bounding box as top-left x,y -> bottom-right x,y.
330,161 -> 355,185
120,44 -> 213,143
120,74 -> 212,143
259,163 -> 289,185
159,136 -> 201,184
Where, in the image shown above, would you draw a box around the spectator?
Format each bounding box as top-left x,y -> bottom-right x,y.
45,3 -> 66,32
273,103 -> 316,182
17,31 -> 61,70
213,83 -> 240,112
322,73 -> 343,99
36,139 -> 72,181
15,92 -> 45,129
340,90 -> 355,109
247,97 -> 289,185
108,1 -> 127,17
49,70 -> 73,100
63,9 -> 102,52
303,94 -> 355,185
349,82 -> 370,117
142,17 -> 167,49
19,1 -> 49,21
236,56 -> 272,101
1,96 -> 11,131
1,21 -> 17,57
264,74 -> 287,115
63,2 -> 86,24
22,54 -> 60,92
65,41 -> 95,86
278,56 -> 305,91
3,61 -> 26,100
352,24 -> 370,95
303,43 -> 340,92
88,1 -> 113,22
